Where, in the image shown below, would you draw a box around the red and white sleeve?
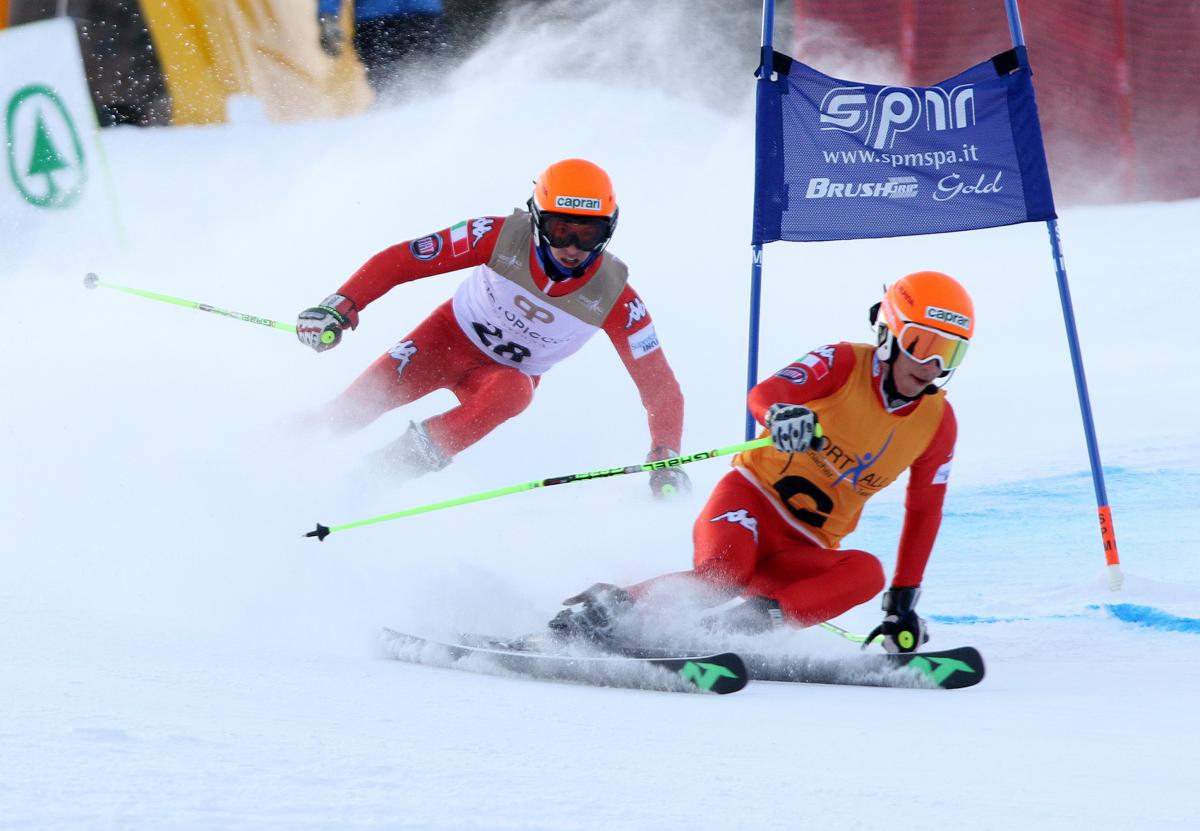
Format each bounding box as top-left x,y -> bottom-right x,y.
601,284 -> 684,453
892,402 -> 958,587
335,216 -> 505,311
746,342 -> 858,426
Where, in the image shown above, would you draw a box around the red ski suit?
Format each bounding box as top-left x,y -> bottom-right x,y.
678,342 -> 956,625
325,212 -> 683,459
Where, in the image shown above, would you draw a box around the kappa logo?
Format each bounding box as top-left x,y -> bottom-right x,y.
388,339 -> 418,376
624,298 -> 648,329
5,84 -> 88,209
471,217 -> 494,245
820,84 -> 977,150
797,347 -> 835,380
710,509 -> 759,543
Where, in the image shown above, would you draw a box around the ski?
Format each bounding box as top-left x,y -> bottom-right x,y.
740,646 -> 985,689
380,628 -> 748,695
460,632 -> 984,690
621,645 -> 986,689
606,643 -> 985,690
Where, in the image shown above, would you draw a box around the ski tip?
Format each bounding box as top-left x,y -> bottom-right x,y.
714,652 -> 750,694
676,652 -> 749,695
305,523 -> 331,541
908,646 -> 986,689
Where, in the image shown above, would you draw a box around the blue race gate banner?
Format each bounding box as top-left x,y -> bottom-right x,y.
753,46 -> 1056,243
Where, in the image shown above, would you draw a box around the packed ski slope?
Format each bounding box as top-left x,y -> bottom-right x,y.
4,3 -> 1199,829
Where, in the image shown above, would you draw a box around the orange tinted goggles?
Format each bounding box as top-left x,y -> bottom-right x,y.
540,213 -> 613,251
897,322 -> 969,370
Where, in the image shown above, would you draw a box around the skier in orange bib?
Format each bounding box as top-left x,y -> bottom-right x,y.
551,271 -> 974,653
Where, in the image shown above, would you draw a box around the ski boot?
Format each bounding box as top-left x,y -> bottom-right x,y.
699,595 -> 786,636
371,420 -> 450,480
547,583 -> 634,647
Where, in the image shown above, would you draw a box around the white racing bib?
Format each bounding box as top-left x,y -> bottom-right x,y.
451,209 -> 630,375
452,267 -> 600,375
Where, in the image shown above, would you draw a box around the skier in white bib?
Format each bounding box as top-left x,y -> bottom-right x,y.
296,158 -> 689,496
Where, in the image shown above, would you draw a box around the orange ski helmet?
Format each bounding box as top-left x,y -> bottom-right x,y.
531,158 -> 618,218
528,159 -> 619,280
872,270 -> 975,376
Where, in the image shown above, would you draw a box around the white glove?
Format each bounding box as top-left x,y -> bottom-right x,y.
765,403 -> 822,454
296,293 -> 358,352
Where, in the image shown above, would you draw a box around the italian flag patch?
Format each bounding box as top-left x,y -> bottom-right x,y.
450,221 -> 470,256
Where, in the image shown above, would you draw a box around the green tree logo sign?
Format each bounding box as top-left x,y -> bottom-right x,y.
5,84 -> 88,209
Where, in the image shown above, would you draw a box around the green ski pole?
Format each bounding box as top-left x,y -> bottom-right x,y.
83,272 -> 329,342
305,431 -> 827,541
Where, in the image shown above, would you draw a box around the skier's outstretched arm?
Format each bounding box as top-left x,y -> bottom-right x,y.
296,216 -> 504,352
864,403 -> 957,653
746,342 -> 856,426
602,285 -> 686,496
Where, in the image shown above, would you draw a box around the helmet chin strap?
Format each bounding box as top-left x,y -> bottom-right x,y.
534,241 -> 602,282
879,343 -> 942,405
881,362 -> 918,406
871,294 -> 960,402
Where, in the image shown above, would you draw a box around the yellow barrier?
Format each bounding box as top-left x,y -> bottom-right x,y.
139,0 -> 371,125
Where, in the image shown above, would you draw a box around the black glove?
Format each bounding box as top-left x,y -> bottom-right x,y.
765,403 -> 824,454
547,583 -> 633,644
864,586 -> 929,653
296,293 -> 358,352
318,13 -> 343,57
647,446 -> 691,499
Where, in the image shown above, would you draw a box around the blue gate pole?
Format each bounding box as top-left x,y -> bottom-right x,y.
1004,0 -> 1123,590
746,0 -> 776,440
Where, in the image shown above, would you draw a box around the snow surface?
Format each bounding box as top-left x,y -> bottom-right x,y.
4,3 -> 1199,828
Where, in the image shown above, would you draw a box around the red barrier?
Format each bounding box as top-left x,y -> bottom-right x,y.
793,0 -> 1200,204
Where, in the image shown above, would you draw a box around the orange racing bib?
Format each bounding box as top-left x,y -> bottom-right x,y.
736,344 -> 945,548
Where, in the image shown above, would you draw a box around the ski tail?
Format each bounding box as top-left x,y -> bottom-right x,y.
649,653 -> 747,694
382,629 -> 747,695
